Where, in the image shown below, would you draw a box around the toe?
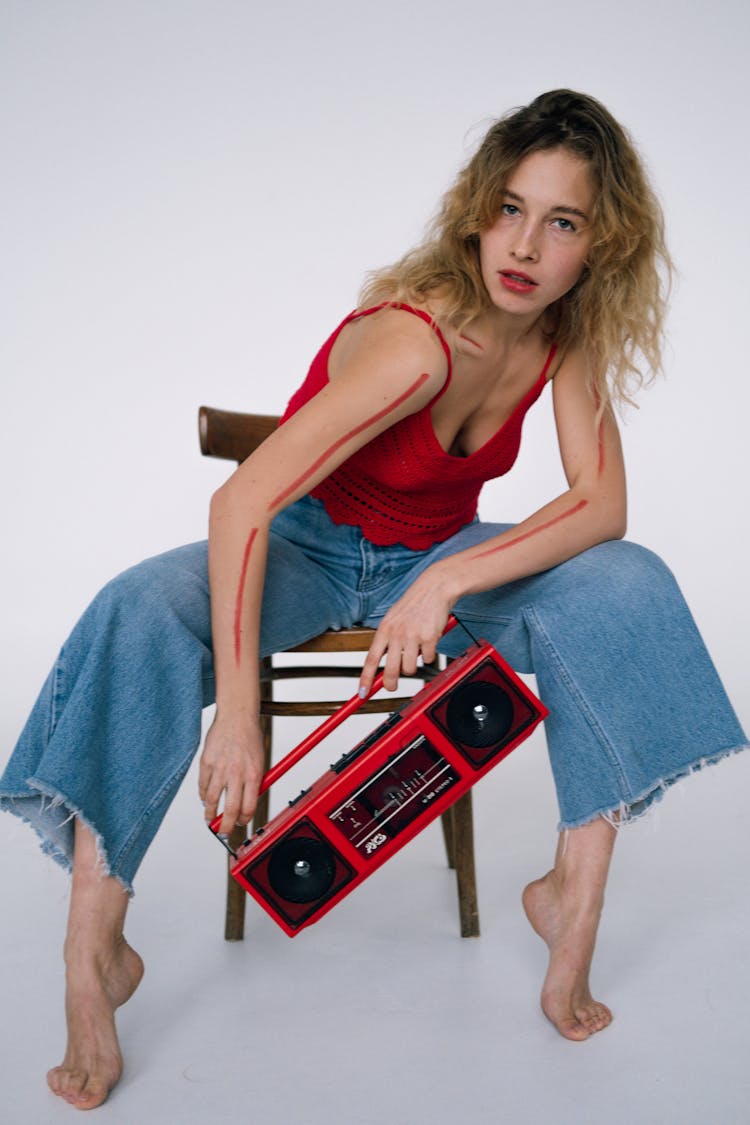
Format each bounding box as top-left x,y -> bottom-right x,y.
46,1066 -> 64,1095
542,1003 -> 591,1041
576,1002 -> 612,1034
556,1015 -> 590,1041
56,1070 -> 109,1109
72,1079 -> 110,1110
53,1066 -> 89,1104
47,1064 -> 110,1109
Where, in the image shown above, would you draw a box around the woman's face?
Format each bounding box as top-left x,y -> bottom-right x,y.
479,146 -> 595,317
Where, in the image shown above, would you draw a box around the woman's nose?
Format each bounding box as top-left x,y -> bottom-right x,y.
511,224 -> 540,262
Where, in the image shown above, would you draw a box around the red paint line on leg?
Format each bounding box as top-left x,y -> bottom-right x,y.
472,500 -> 589,559
234,527 -> 258,665
268,371 -> 432,511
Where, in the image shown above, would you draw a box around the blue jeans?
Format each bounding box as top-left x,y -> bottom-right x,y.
1,495 -> 746,893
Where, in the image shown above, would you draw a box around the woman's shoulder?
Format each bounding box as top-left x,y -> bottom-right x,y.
546,339 -> 592,384
334,300 -> 452,379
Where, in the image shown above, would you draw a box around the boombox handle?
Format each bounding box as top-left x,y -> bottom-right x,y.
257,614 -> 460,796
209,615 -> 462,843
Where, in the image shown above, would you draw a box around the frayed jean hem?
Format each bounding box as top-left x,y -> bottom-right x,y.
0,780 -> 135,897
558,740 -> 750,832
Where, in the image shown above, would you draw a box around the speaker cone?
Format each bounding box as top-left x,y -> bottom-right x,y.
445,680 -> 514,748
267,836 -> 337,904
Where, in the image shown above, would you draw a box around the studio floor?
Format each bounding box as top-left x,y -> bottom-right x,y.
2,709 -> 749,1125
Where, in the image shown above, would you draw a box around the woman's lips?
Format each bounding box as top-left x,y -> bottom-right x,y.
498,271 -> 537,293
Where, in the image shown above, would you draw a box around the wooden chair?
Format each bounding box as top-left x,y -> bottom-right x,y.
199,405 -> 480,940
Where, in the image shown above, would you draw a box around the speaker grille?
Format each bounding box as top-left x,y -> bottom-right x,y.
238,819 -> 356,929
267,836 -> 337,904
445,680 -> 514,748
429,657 -> 540,768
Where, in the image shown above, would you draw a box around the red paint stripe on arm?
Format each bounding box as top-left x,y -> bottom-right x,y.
233,527 -> 258,666
472,500 -> 589,559
268,371 -> 431,511
593,387 -> 605,477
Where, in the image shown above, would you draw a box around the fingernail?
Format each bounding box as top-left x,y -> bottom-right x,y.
358,687 -> 368,699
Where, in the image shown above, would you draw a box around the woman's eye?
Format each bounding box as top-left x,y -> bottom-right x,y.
553,217 -> 575,231
501,203 -> 520,216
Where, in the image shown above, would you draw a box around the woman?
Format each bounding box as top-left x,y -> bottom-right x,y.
2,89 -> 746,1109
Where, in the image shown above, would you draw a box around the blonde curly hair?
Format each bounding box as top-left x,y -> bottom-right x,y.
360,90 -> 673,412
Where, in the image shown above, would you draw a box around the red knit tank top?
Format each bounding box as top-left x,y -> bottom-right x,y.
280,304 -> 556,549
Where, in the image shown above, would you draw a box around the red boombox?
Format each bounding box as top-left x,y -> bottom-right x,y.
210,618 -> 547,936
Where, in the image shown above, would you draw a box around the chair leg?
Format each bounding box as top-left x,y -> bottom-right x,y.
441,808 -> 456,869
224,658 -> 274,941
452,791 -> 480,938
252,709 -> 273,833
224,824 -> 249,941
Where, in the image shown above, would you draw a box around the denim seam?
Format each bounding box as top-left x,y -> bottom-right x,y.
356,536 -> 380,599
522,604 -> 632,798
49,651 -> 65,742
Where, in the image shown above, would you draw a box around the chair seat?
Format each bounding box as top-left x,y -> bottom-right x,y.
290,626 -> 378,653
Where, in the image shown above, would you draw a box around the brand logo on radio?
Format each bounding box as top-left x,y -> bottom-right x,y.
365,832 -> 388,855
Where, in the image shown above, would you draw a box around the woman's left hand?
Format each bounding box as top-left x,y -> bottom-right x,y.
358,562 -> 457,695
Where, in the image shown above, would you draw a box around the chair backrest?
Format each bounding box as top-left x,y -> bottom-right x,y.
199,406 -> 279,464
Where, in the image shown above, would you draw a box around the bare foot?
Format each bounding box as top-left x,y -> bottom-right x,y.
47,938 -> 144,1109
523,872 -> 612,1041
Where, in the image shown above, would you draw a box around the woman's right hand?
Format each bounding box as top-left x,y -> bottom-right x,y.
199,711 -> 266,834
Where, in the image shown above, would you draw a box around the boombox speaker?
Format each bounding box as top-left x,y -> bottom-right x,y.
210,616 -> 547,936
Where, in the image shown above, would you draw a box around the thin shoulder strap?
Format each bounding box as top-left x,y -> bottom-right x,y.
539,343 -> 559,382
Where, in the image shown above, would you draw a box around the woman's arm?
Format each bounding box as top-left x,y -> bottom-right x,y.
199,309 -> 449,832
359,346 -> 627,693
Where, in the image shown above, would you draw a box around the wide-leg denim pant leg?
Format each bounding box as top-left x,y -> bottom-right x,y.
0,523 -> 363,894
375,523 -> 747,829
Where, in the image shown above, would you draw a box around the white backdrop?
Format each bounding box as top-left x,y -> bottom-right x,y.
2,1 -> 749,739
1,1 -> 748,744
2,4 -> 749,1122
